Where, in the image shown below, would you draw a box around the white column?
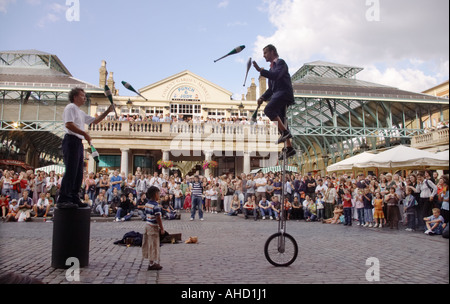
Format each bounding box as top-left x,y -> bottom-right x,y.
87,158 -> 96,174
204,151 -> 213,178
162,150 -> 170,176
120,148 -> 129,175
243,151 -> 251,174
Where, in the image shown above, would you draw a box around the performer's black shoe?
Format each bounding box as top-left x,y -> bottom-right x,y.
279,147 -> 296,160
277,130 -> 292,144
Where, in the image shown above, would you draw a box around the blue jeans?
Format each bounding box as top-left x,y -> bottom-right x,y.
344,207 -> 352,225
116,208 -> 132,221
191,195 -> 203,219
174,198 -> 182,210
364,208 -> 373,223
357,208 -> 365,225
260,207 -> 273,218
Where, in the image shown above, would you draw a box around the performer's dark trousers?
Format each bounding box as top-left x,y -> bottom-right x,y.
264,94 -> 293,129
58,134 -> 84,204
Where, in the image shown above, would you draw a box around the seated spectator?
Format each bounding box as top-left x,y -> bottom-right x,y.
258,196 -> 273,220
33,192 -> 50,218
304,195 -> 317,222
5,199 -> 19,222
161,195 -> 176,219
270,195 -> 281,220
82,193 -> 93,208
227,194 -> 240,216
135,192 -> 148,221
424,208 -> 445,235
16,190 -> 33,222
109,188 -> 121,213
115,194 -> 133,222
94,192 -> 108,217
283,197 -> 292,220
291,196 -> 303,221
243,196 -> 257,220
322,205 -> 344,224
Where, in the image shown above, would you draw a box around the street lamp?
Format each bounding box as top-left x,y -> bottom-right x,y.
126,99 -> 133,109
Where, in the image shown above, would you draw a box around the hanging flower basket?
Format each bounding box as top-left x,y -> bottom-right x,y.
202,160 -> 218,170
157,160 -> 174,169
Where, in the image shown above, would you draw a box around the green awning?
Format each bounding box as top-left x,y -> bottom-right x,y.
261,166 -> 298,174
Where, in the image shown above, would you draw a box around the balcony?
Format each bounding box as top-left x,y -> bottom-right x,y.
411,128 -> 449,149
88,121 -> 280,153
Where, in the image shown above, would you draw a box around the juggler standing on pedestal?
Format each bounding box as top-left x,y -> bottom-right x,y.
57,87 -> 113,209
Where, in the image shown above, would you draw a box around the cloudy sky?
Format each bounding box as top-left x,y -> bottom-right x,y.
1,0 -> 448,99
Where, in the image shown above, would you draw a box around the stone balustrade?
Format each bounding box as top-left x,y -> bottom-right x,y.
411,128 -> 449,149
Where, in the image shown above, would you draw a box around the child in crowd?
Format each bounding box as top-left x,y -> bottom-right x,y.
322,204 -> 344,224
404,187 -> 417,231
304,196 -> 317,222
210,184 -> 219,214
204,184 -> 212,213
354,190 -> 365,226
183,191 -> 191,213
342,189 -> 353,226
315,193 -> 324,221
424,208 -> 445,235
142,186 -> 164,271
362,188 -> 373,227
373,192 -> 384,228
5,199 -> 19,222
173,184 -> 183,211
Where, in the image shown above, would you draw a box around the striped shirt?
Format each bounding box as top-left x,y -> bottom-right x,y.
145,200 -> 162,227
191,182 -> 203,197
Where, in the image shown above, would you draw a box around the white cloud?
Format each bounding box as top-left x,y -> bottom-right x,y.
37,2 -> 66,28
253,0 -> 449,91
218,0 -> 229,9
0,0 -> 15,13
359,65 -> 441,92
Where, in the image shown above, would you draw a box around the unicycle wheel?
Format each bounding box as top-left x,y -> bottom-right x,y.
264,232 -> 298,267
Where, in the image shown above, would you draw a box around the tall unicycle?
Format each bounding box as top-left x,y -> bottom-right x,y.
264,110 -> 298,267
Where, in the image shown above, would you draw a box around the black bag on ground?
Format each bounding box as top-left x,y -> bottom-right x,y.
114,231 -> 143,247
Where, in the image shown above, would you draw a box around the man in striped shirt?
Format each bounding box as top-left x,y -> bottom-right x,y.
190,175 -> 204,221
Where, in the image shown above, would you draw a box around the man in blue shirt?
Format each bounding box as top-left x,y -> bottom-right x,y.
110,170 -> 122,194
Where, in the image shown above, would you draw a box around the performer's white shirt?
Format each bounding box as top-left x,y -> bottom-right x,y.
63,103 -> 95,140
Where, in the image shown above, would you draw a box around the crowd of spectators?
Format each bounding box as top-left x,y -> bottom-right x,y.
105,113 -> 272,126
1,166 -> 448,236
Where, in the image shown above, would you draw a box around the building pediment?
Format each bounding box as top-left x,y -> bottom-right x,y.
139,70 -> 232,103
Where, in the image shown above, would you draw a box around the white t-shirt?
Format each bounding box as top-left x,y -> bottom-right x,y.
256,178 -> 267,193
63,103 -> 95,139
37,198 -> 49,208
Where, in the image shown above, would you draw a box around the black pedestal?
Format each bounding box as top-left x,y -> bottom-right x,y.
51,207 -> 91,269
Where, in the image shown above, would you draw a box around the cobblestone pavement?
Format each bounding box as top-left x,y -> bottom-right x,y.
0,213 -> 448,285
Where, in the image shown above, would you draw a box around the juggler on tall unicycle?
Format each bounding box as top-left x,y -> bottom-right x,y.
253,44 -> 298,267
